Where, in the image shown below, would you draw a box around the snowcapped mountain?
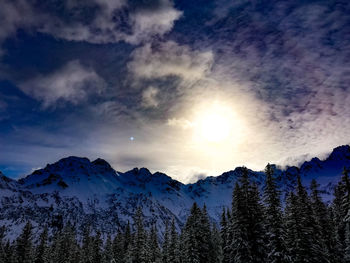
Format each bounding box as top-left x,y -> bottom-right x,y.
0,145 -> 350,239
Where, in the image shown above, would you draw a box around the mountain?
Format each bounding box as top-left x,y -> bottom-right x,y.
0,145 -> 350,240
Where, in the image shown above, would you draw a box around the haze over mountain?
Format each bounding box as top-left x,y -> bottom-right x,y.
0,144 -> 349,240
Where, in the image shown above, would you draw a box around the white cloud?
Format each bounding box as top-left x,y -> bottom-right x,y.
0,0 -> 182,55
128,41 -> 214,82
0,0 -> 39,56
167,118 -> 194,130
39,0 -> 182,45
126,3 -> 182,44
142,86 -> 159,108
19,60 -> 106,107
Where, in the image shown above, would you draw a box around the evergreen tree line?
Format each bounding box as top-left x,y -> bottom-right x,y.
1,165 -> 350,262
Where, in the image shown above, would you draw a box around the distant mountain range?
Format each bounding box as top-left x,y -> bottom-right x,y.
1,145 -> 350,240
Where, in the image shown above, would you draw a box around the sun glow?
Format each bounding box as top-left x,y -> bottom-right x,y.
192,102 -> 242,144
199,113 -> 230,142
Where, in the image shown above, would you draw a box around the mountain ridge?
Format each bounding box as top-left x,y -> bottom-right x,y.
0,144 -> 349,240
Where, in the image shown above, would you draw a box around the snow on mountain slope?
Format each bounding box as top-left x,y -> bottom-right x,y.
0,145 -> 350,239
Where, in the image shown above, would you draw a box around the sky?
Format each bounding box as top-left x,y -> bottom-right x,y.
0,0 -> 349,183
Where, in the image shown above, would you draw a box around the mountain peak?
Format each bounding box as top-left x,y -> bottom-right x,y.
327,145 -> 350,162
53,156 -> 91,166
21,156 -> 120,191
0,171 -> 18,190
92,158 -> 111,168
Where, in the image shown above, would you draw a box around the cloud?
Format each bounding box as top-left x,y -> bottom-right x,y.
0,0 -> 182,53
128,41 -> 213,82
0,0 -> 39,56
19,60 -> 106,107
124,1 -> 350,175
1,0 -> 350,183
197,1 -> 350,167
125,2 -> 182,44
142,86 -> 159,108
167,118 -> 194,130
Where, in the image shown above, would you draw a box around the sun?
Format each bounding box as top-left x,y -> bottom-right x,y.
200,113 -> 230,142
193,102 -> 238,144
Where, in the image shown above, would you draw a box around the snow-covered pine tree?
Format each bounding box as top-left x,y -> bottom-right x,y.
333,182 -> 346,263
122,221 -> 132,261
344,221 -> 350,263
3,240 -> 15,263
81,225 -> 93,263
199,204 -> 215,263
247,181 -> 267,262
91,231 -> 103,263
229,167 -> 267,262
103,234 -> 113,263
181,202 -> 202,263
34,226 -> 49,263
263,164 -> 288,263
310,179 -> 334,262
229,181 -> 252,263
112,230 -> 124,262
131,207 -> 150,263
220,208 -> 230,263
16,221 -> 34,263
333,167 -> 350,263
284,192 -> 299,261
0,225 -> 6,262
168,219 -> 180,263
211,223 -> 223,263
148,225 -> 161,263
162,221 -> 170,263
51,223 -> 79,263
285,176 -> 322,262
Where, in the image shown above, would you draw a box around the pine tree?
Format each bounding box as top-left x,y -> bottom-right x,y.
0,225 -> 6,262
333,179 -> 347,262
284,192 -> 299,261
16,221 -> 34,263
229,181 -> 252,263
310,179 -> 334,262
211,223 -> 223,263
3,240 -> 15,263
220,208 -> 230,263
247,182 -> 267,262
168,219 -> 180,263
182,202 -> 202,263
81,225 -> 93,263
148,225 -> 161,263
112,230 -> 125,263
333,167 -> 350,262
132,207 -> 149,263
229,167 -> 266,263
199,204 -> 214,263
285,176 -> 322,262
51,223 -> 79,263
122,222 -> 133,263
103,234 -> 113,263
162,222 -> 170,263
34,226 -> 49,263
345,221 -> 350,263
263,164 -> 288,263
91,231 -> 103,263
